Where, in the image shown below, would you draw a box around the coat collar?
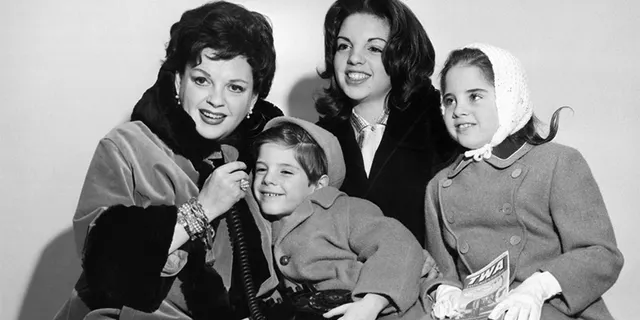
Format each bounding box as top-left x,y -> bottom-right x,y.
317,89 -> 449,194
327,95 -> 437,181
369,94 -> 442,183
385,91 -> 438,149
447,141 -> 533,178
271,187 -> 343,246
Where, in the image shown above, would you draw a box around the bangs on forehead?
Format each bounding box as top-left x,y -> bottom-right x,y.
188,46 -> 244,67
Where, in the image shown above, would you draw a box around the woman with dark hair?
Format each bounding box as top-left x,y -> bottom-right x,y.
54,2 -> 283,319
315,0 -> 458,245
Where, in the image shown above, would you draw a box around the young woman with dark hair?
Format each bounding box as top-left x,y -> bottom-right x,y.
315,0 -> 458,245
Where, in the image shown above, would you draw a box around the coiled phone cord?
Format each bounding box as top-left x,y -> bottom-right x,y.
209,145 -> 265,320
226,206 -> 266,320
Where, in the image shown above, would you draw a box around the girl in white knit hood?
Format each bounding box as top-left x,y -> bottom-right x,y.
423,44 -> 623,320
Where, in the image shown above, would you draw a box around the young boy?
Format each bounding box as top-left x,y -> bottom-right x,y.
252,116 -> 433,320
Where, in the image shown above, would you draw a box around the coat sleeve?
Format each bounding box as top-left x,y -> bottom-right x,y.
73,137 -> 184,312
542,148 -> 623,315
346,198 -> 424,314
423,178 -> 463,297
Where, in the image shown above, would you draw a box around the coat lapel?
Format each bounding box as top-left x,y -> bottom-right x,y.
320,93 -> 442,197
447,155 -> 472,179
368,102 -> 431,188
332,120 -> 369,188
271,188 -> 342,247
485,140 -> 532,169
447,142 -> 533,178
272,200 -> 315,247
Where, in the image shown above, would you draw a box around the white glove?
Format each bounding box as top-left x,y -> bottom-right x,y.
432,284 -> 462,319
488,271 -> 561,320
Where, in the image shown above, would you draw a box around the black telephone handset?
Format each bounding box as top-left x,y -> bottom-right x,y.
289,288 -> 353,320
209,145 -> 266,320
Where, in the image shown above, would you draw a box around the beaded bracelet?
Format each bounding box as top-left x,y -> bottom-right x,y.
177,201 -> 201,240
187,198 -> 215,249
177,197 -> 215,249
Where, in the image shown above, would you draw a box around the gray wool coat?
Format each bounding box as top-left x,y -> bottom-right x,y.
424,142 -> 623,320
54,122 -> 280,320
271,185 -> 430,320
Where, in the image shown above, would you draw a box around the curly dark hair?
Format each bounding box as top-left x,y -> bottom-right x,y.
130,1 -> 283,163
315,0 -> 438,121
440,47 -> 569,145
162,1 -> 276,99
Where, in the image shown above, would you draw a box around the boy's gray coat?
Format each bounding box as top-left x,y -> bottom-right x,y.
264,116 -> 430,318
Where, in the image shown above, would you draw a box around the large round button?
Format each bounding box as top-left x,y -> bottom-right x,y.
511,168 -> 522,178
459,242 -> 469,253
447,213 -> 455,224
442,179 -> 453,188
501,203 -> 512,214
510,235 -> 522,245
279,255 -> 291,266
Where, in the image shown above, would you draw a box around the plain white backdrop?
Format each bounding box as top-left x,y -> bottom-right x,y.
1,1 -> 638,319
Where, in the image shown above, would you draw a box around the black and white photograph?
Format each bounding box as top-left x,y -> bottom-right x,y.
1,1 -> 637,319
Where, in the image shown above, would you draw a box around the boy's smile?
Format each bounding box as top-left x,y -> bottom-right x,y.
253,143 -> 321,218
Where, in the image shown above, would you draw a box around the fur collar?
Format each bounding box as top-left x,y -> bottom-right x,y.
130,68 -> 282,164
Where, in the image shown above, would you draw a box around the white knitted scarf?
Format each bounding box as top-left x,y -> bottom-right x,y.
462,43 -> 533,161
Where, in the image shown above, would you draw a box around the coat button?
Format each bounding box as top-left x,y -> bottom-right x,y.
279,255 -> 290,266
459,242 -> 469,253
447,213 -> 455,224
510,235 -> 521,245
442,179 -> 453,188
501,203 -> 512,214
511,168 -> 522,178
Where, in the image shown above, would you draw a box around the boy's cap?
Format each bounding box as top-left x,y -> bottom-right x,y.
263,116 -> 346,188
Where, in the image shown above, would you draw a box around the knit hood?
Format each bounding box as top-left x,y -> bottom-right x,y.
263,116 -> 346,189
462,43 -> 533,161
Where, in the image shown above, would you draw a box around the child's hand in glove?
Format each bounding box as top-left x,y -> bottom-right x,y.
488,271 -> 561,320
432,285 -> 462,319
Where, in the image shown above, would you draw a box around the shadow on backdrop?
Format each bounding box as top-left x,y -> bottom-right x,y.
19,227 -> 81,320
287,73 -> 327,122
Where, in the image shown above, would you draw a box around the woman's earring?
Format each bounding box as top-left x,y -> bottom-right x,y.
174,73 -> 182,106
246,108 -> 253,119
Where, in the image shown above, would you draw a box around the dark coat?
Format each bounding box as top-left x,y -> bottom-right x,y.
317,92 -> 458,244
